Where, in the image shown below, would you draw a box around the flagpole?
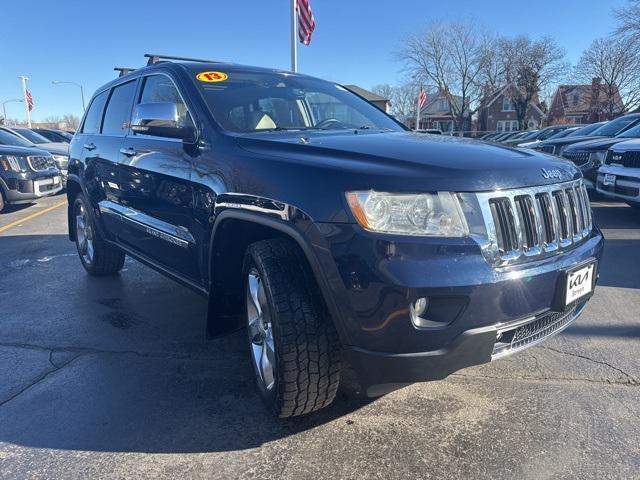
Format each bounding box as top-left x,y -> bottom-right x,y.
18,76 -> 31,128
290,0 -> 298,72
415,88 -> 421,131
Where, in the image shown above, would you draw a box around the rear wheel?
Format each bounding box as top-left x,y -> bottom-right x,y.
73,195 -> 125,276
0,191 -> 5,213
243,238 -> 341,417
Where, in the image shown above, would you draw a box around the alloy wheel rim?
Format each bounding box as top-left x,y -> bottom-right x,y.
246,268 -> 276,391
75,203 -> 94,264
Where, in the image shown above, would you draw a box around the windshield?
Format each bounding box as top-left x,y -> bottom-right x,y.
0,129 -> 33,147
616,122 -> 640,138
567,123 -> 603,137
591,116 -> 639,137
11,127 -> 50,144
198,71 -> 404,133
521,130 -> 540,140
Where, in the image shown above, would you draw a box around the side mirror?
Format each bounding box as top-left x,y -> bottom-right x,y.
131,102 -> 195,141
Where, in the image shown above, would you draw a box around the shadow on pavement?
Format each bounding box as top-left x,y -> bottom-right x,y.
0,234 -> 370,454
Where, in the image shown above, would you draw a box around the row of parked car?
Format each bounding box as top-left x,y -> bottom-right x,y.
483,114 -> 640,208
0,126 -> 71,212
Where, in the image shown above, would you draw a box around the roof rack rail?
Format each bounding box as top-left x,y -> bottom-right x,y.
144,53 -> 220,66
114,67 -> 136,77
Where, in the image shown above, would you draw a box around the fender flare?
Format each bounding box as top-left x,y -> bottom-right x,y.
208,209 -> 351,344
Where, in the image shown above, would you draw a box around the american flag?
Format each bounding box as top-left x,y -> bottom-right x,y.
418,90 -> 427,110
297,0 -> 316,46
25,90 -> 34,112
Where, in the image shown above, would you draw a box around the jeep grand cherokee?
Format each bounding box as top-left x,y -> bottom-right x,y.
67,54 -> 604,417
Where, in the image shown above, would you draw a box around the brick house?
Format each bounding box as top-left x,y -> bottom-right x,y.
344,85 -> 392,113
548,78 -> 624,124
477,83 -> 545,133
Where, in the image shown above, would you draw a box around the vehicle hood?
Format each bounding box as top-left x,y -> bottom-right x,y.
36,142 -> 69,156
235,130 -> 581,191
609,138 -> 640,153
564,137 -> 632,153
0,144 -> 52,157
534,135 -> 605,149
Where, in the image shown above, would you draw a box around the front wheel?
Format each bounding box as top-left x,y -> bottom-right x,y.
73,194 -> 125,276
243,238 -> 341,417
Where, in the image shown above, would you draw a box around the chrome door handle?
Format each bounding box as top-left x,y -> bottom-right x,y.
119,147 -> 137,157
83,143 -> 96,151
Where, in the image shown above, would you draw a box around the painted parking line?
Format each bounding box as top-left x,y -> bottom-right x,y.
0,200 -> 68,234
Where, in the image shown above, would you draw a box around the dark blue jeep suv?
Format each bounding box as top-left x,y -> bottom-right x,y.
67,54 -> 604,417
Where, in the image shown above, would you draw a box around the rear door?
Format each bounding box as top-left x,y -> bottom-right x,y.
115,73 -> 200,283
89,79 -> 139,238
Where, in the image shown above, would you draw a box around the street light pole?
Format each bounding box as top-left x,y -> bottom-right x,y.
2,99 -> 23,126
52,80 -> 86,111
18,76 -> 31,128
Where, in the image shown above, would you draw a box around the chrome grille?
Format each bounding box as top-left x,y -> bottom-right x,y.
562,151 -> 590,166
476,180 -> 592,266
27,156 -> 55,172
605,150 -> 640,168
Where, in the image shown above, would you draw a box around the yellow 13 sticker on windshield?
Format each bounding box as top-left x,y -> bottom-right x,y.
196,71 -> 228,82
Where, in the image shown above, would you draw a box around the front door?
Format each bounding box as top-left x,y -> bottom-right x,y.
115,74 -> 200,283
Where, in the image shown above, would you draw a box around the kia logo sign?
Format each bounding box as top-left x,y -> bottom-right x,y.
541,168 -> 563,180
569,270 -> 590,289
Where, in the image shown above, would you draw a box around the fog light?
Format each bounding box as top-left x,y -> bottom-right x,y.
413,297 -> 429,316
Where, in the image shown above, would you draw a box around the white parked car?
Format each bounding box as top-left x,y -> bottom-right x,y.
597,138 -> 640,208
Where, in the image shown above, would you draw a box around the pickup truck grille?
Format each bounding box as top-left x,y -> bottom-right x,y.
477,180 -> 592,266
606,150 -> 640,168
562,151 -> 590,166
27,156 -> 56,172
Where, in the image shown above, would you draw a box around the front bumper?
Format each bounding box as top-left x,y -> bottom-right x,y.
313,222 -> 604,394
0,169 -> 62,203
596,166 -> 640,204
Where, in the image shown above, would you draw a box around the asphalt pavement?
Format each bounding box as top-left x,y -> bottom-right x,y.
0,194 -> 638,480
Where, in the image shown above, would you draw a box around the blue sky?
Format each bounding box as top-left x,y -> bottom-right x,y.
0,0 -> 627,121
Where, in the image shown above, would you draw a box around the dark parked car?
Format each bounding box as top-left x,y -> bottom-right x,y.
561,121 -> 640,189
504,124 -> 579,147
0,126 -> 70,186
531,116 -> 640,156
32,128 -> 73,143
67,54 -> 603,417
0,131 -> 62,212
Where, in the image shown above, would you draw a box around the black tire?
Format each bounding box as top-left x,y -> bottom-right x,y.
72,194 -> 125,276
0,190 -> 5,213
243,238 -> 341,417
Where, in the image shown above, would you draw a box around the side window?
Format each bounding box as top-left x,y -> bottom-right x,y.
102,80 -> 137,136
138,75 -> 192,128
80,91 -> 108,134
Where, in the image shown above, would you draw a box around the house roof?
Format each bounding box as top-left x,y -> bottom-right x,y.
482,82 -> 545,116
552,83 -> 624,115
343,85 -> 389,102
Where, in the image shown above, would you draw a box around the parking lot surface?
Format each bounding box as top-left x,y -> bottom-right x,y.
0,195 -> 638,480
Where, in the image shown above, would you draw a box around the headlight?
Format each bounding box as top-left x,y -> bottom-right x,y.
52,154 -> 69,164
0,155 -> 26,172
346,191 -> 468,237
590,151 -> 606,166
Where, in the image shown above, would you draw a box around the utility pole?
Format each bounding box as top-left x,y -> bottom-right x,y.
290,0 -> 298,72
2,99 -> 23,126
18,76 -> 31,127
52,81 -> 86,111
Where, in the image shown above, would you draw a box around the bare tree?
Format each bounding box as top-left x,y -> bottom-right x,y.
398,21 -> 494,134
615,0 -> 640,45
499,36 -> 568,129
372,82 -> 419,119
62,114 -> 80,130
575,37 -> 640,117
